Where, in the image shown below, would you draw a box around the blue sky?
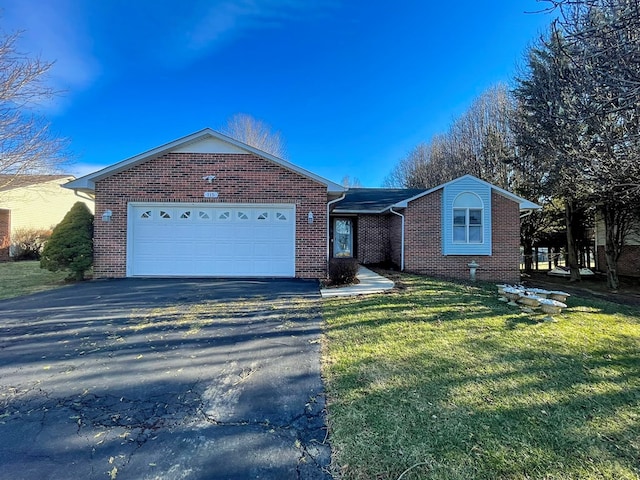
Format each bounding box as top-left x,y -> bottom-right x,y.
3,1 -> 555,187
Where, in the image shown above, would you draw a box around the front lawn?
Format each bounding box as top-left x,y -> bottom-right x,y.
322,275 -> 640,480
0,260 -> 68,300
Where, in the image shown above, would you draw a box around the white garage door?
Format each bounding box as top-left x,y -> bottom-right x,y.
128,203 -> 295,277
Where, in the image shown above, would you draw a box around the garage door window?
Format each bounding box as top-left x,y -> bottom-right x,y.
276,212 -> 287,221
218,211 -> 230,220
198,211 -> 210,220
257,212 -> 269,220
180,211 -> 191,219
160,210 -> 171,219
141,211 -> 151,219
237,211 -> 249,220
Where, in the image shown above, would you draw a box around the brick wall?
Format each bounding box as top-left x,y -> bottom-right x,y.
403,190 -> 521,283
0,209 -> 10,262
356,214 -> 391,265
597,246 -> 640,277
94,153 -> 327,279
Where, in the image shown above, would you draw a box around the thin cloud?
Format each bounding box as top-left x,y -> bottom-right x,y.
173,0 -> 338,63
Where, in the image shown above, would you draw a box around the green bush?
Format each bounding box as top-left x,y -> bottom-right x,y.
11,228 -> 52,261
40,202 -> 93,281
329,257 -> 359,285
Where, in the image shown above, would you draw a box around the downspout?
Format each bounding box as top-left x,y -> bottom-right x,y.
326,193 -> 346,261
389,207 -> 405,271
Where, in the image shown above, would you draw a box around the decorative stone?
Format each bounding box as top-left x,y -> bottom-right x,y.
526,288 -> 550,298
503,287 -> 524,306
548,291 -> 570,302
517,295 -> 543,308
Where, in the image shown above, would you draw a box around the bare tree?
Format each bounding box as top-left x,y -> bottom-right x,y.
341,175 -> 362,188
0,29 -> 66,188
384,84 -> 516,190
221,113 -> 286,159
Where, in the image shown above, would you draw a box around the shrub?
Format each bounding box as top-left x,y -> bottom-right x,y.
10,228 -> 52,261
40,202 -> 94,281
329,257 -> 359,285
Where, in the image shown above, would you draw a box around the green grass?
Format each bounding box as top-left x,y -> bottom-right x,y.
0,260 -> 69,300
322,275 -> 640,480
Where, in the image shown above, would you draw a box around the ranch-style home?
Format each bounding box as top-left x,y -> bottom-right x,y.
64,128 -> 539,283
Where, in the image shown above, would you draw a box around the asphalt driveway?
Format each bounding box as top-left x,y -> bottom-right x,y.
0,278 -> 331,480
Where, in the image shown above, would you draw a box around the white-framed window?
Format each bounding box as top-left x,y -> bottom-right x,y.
453,192 -> 483,244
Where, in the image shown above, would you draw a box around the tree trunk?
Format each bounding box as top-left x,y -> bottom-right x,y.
565,201 -> 581,282
602,203 -> 626,291
523,241 -> 534,274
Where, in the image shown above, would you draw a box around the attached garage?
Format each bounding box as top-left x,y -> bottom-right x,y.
64,128 -> 345,279
128,203 -> 295,277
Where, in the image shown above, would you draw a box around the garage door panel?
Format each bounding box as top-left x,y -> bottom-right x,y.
129,204 -> 295,277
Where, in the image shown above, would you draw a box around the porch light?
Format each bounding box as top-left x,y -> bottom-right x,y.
101,210 -> 112,222
307,211 -> 314,224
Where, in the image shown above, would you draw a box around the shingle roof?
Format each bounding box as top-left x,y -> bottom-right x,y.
332,188 -> 427,213
0,174 -> 72,192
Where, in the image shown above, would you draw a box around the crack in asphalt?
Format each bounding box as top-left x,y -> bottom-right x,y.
1,384 -> 332,479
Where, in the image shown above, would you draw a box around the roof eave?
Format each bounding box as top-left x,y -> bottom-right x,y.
331,207 -> 392,214
398,174 -> 542,211
64,128 -> 346,194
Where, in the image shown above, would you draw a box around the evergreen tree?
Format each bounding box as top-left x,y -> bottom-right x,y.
41,202 -> 93,280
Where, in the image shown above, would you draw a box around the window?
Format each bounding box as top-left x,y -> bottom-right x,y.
198,211 -> 210,220
237,211 -> 249,220
159,210 -> 171,219
452,192 -> 483,244
333,218 -> 353,257
179,211 -> 191,219
140,210 -> 152,219
257,212 -> 269,220
276,212 -> 287,221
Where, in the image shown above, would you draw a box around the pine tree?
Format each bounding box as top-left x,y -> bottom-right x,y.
40,202 -> 93,281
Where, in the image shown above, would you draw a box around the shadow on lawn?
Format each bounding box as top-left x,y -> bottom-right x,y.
327,341 -> 639,479
323,277 -> 640,479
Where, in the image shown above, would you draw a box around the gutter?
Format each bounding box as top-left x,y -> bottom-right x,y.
519,208 -> 534,219
326,194 -> 346,261
73,189 -> 95,201
389,207 -> 405,271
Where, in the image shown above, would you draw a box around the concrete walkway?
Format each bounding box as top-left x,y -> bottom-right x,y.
320,266 -> 395,298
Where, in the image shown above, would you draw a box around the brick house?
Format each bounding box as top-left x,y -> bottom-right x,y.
65,128 -> 539,282
594,211 -> 640,277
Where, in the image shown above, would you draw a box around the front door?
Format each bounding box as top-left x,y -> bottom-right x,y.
333,218 -> 354,258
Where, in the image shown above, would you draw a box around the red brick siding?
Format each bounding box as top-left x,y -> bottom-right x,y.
402,190 -> 520,283
0,209 -> 10,262
356,215 -> 391,264
94,153 -> 327,279
597,246 -> 640,277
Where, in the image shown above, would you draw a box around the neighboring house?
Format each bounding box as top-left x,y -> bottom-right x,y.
64,128 -> 539,283
0,175 -> 95,261
594,212 -> 640,277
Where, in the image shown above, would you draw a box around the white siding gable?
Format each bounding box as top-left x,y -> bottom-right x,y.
442,176 -> 492,255
173,137 -> 247,154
